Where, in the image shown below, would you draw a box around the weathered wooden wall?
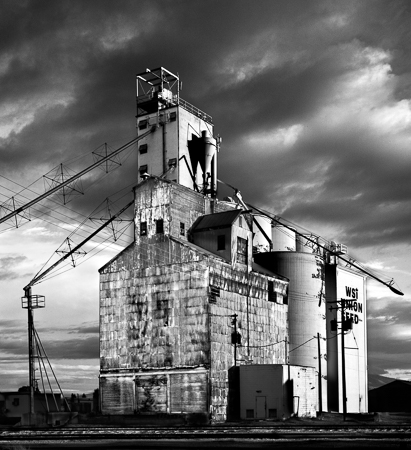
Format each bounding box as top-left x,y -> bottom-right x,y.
208,262 -> 288,421
100,259 -> 210,370
101,370 -> 209,414
99,178 -> 289,421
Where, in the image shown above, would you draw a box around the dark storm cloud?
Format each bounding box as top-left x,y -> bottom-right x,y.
43,336 -> 99,359
0,318 -> 98,360
1,0 -> 411,387
0,332 -> 99,360
2,0 -> 409,252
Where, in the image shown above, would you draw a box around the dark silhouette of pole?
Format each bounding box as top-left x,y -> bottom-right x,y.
231,314 -> 238,366
317,332 -> 323,416
341,300 -> 347,421
24,287 -> 35,423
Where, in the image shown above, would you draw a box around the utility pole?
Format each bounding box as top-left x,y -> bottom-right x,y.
26,287 -> 35,420
330,299 -> 352,421
22,287 -> 45,425
231,314 -> 238,366
341,300 -> 347,421
317,332 -> 323,416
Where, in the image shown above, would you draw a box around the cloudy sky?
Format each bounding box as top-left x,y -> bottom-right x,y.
1,0 -> 411,395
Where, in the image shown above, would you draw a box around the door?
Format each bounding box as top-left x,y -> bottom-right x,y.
255,396 -> 266,419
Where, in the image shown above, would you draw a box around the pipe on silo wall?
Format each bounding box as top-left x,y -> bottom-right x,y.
296,234 -> 320,253
272,225 -> 296,251
253,251 -> 328,411
203,130 -> 217,195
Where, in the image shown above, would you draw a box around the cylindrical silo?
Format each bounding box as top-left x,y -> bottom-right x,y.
253,251 -> 328,411
252,214 -> 272,253
296,234 -> 319,253
272,225 -> 296,251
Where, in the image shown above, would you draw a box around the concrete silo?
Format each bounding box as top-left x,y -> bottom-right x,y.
254,246 -> 328,412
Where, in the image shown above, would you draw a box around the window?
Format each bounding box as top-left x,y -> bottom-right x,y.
217,235 -> 226,250
140,221 -> 147,236
139,144 -> 148,154
267,280 -> 277,302
168,158 -> 177,167
237,237 -> 248,264
209,285 -> 220,304
138,119 -> 148,130
139,164 -> 148,175
156,219 -> 164,234
169,111 -> 177,121
180,222 -> 185,236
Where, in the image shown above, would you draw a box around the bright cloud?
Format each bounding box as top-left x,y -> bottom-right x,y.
245,124 -> 304,150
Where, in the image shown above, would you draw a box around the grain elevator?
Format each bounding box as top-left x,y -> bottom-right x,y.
98,67 -> 368,422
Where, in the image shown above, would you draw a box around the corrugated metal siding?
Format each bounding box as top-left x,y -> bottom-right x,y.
208,261 -> 288,421
100,260 -> 210,371
191,210 -> 241,232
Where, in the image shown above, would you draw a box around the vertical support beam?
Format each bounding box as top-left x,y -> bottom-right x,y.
341,299 -> 347,421
317,332 -> 323,416
231,314 -> 238,366
25,287 -> 35,422
246,273 -> 250,357
285,336 -> 289,364
162,122 -> 167,174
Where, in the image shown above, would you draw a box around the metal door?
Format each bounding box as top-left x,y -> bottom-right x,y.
255,396 -> 266,419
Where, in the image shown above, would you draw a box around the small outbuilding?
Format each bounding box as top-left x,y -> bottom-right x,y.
234,364 -> 317,420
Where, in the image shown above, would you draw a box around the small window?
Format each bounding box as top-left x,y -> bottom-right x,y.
246,409 -> 254,419
139,164 -> 148,175
12,398 -> 19,406
180,222 -> 185,236
237,237 -> 248,264
169,111 -> 177,121
140,221 -> 147,236
156,219 -> 164,234
139,144 -> 148,154
217,235 -> 226,251
267,280 -> 277,302
283,294 -> 288,305
209,285 -> 220,304
168,158 -> 177,167
138,119 -> 148,130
